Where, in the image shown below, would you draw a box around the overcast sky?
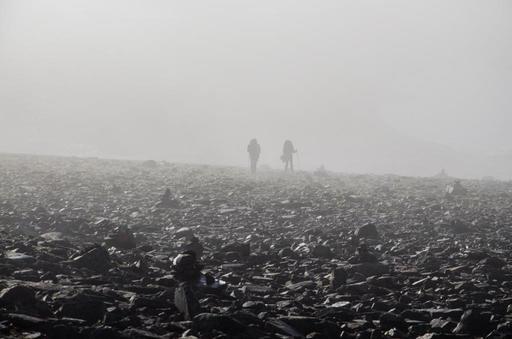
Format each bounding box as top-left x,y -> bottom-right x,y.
1,1 -> 511,176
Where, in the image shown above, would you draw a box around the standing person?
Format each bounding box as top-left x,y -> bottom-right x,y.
247,139 -> 261,174
281,140 -> 297,172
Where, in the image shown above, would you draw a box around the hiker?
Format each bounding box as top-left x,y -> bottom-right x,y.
172,250 -> 226,288
172,251 -> 226,320
173,251 -> 203,283
183,236 -> 204,259
247,139 -> 261,173
281,140 -> 297,172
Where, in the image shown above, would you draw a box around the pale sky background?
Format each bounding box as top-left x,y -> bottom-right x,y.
1,1 -> 511,178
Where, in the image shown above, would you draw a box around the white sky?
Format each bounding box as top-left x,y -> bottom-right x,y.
1,1 -> 511,176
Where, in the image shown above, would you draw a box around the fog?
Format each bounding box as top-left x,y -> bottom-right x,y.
1,1 -> 511,178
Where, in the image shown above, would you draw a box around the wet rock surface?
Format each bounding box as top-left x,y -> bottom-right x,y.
1,153 -> 512,338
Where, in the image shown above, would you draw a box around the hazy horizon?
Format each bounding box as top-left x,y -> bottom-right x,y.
1,1 -> 511,178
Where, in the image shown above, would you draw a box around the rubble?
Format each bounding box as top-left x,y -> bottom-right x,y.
0,153 -> 512,337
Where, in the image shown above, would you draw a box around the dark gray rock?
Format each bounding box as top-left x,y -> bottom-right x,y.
350,263 -> 389,277
71,245 -> 111,272
355,223 -> 379,239
0,285 -> 36,306
379,312 -> 407,331
330,267 -> 348,289
311,245 -> 334,259
453,309 -> 492,336
192,313 -> 246,333
58,292 -> 106,323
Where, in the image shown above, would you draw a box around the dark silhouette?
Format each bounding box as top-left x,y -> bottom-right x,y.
157,188 -> 180,208
173,251 -> 203,283
184,236 -> 204,259
247,139 -> 261,173
281,140 -> 297,172
162,188 -> 172,203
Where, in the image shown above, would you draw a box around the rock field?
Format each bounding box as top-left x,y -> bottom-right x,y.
1,153 -> 512,338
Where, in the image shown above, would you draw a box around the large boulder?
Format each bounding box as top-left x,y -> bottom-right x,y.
0,285 -> 36,307
453,309 -> 492,336
71,246 -> 111,272
355,223 -> 380,239
58,292 -> 106,323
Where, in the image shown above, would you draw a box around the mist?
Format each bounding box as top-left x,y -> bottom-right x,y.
1,0 -> 511,178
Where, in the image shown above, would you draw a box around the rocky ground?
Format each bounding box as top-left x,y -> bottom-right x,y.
1,153 -> 512,338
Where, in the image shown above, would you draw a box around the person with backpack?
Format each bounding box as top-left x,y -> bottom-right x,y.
281,140 -> 297,172
247,139 -> 261,174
